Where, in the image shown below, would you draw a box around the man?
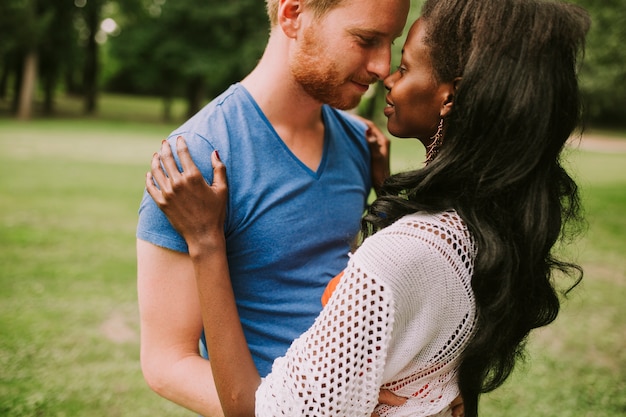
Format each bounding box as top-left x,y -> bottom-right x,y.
137,0 -> 409,415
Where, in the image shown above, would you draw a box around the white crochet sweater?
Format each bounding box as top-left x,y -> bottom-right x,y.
255,211 -> 477,417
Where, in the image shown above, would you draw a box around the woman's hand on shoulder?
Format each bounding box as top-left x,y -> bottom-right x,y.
146,136 -> 228,254
354,115 -> 390,196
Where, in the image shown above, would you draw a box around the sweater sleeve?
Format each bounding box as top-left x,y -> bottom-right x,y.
254,257 -> 396,417
355,212 -> 476,417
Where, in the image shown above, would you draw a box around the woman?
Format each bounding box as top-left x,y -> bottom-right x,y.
146,0 -> 589,415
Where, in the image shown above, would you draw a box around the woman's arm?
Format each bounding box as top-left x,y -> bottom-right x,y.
188,228 -> 260,416
147,137 -> 260,417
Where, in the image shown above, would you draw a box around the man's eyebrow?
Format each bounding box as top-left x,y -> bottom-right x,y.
349,28 -> 404,39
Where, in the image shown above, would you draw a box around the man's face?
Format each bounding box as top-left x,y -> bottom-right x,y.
290,0 -> 409,110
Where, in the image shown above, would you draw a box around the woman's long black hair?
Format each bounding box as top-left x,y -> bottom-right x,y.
361,1 -> 590,415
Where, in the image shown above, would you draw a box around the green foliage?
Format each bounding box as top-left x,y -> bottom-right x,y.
0,1 -> 23,55
570,0 -> 626,127
106,0 -> 269,103
0,0 -> 48,50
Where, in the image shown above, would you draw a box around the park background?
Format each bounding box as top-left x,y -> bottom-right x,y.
0,0 -> 624,416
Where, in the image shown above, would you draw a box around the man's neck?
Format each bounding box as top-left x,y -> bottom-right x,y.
241,33 -> 324,131
241,35 -> 326,171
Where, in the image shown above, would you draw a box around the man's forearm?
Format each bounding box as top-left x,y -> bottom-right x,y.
142,348 -> 224,417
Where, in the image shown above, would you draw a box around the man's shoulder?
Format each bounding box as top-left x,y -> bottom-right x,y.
178,84 -> 248,126
168,84 -> 257,145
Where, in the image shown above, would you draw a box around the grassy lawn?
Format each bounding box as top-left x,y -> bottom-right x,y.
0,116 -> 192,416
0,95 -> 624,416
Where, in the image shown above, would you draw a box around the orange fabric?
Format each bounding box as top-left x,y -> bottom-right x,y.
321,271 -> 344,307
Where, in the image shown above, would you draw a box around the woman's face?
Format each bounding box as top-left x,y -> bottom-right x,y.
383,18 -> 453,140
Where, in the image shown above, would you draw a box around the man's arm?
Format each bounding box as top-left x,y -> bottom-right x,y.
137,239 -> 224,417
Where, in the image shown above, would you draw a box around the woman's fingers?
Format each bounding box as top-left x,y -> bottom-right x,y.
159,138 -> 181,182
146,136 -> 227,207
377,389 -> 407,406
450,394 -> 464,417
146,152 -> 168,204
175,136 -> 200,177
211,150 -> 227,192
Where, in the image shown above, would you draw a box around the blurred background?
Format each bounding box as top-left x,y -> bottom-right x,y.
0,0 -> 624,416
0,0 -> 625,127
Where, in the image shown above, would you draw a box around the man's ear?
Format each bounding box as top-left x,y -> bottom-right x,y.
278,0 -> 303,38
440,77 -> 462,118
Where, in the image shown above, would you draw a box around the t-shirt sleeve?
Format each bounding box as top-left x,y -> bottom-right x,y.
136,187 -> 188,253
255,256 -> 395,417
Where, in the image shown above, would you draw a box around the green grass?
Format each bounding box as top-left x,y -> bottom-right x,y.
0,96 -> 625,416
0,117 -> 193,416
1,92 -> 190,125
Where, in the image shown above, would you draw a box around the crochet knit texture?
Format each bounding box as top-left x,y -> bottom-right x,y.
255,211 -> 477,417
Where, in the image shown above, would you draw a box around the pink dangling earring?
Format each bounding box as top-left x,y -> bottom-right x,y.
425,119 -> 444,164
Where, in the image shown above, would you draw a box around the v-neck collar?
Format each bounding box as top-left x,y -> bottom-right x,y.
239,84 -> 330,179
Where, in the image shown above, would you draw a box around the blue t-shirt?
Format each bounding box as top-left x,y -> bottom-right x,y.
137,83 -> 371,377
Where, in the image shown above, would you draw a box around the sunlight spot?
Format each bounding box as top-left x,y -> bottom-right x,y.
101,18 -> 118,35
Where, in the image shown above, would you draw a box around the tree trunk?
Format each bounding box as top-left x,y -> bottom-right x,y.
0,57 -> 9,100
17,50 -> 38,121
83,1 -> 100,115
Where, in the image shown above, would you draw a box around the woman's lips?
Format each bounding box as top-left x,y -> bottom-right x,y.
384,100 -> 395,117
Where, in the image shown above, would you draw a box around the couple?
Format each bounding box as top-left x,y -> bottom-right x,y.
137,0 -> 589,416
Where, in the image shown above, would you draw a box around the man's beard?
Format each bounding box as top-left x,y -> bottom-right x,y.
291,27 -> 365,110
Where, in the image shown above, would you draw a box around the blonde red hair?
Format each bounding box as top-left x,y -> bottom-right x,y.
265,0 -> 345,27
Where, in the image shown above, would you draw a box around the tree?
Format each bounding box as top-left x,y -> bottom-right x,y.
0,0 -> 44,120
76,0 -> 106,115
38,0 -> 79,115
0,1 -> 25,105
107,0 -> 269,119
573,0 -> 626,127
1,0 -> 82,118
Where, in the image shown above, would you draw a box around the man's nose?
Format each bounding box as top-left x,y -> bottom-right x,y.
367,45 -> 392,80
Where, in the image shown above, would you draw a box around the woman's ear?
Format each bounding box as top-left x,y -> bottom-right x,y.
278,0 -> 303,38
440,77 -> 462,118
